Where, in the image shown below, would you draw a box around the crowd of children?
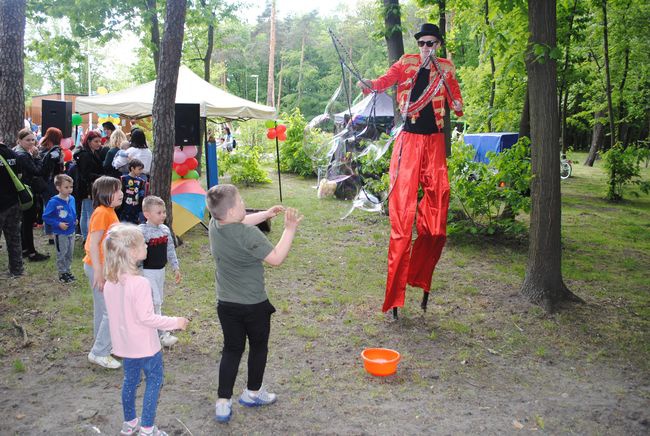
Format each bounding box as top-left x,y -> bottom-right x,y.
3,120 -> 302,433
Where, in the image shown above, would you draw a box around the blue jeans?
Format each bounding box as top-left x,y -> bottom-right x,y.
80,198 -> 93,240
122,351 -> 164,427
84,263 -> 112,356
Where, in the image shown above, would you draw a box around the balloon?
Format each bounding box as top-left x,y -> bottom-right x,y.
63,149 -> 72,162
112,117 -> 121,125
98,113 -> 108,118
264,120 -> 276,129
182,145 -> 198,157
176,164 -> 189,177
97,87 -> 108,95
171,171 -> 180,181
267,129 -> 277,140
98,117 -> 108,125
185,170 -> 199,180
276,124 -> 287,134
60,137 -> 73,150
173,149 -> 188,164
277,132 -> 287,141
186,157 -> 198,170
71,113 -> 83,126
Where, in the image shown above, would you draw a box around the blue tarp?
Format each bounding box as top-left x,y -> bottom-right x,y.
463,132 -> 519,163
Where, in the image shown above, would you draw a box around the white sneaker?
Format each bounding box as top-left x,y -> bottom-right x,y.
215,399 -> 232,423
239,386 -> 277,407
160,332 -> 178,347
88,352 -> 121,369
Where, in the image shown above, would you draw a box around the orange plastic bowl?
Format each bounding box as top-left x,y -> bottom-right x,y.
361,348 -> 401,376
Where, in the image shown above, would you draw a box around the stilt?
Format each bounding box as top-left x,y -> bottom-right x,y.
421,291 -> 429,312
392,307 -> 398,320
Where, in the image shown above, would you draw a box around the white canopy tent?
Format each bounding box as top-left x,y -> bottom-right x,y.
75,65 -> 276,120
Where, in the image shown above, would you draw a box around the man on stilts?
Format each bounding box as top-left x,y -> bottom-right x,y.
358,23 -> 464,319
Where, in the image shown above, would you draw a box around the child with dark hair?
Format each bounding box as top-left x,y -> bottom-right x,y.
119,159 -> 146,224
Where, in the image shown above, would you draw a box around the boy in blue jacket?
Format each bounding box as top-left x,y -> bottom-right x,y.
42,174 -> 77,283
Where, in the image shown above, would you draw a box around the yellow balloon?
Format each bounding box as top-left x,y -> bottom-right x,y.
98,117 -> 108,124
97,86 -> 108,95
112,117 -> 121,125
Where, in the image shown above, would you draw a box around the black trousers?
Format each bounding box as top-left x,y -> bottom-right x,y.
217,299 -> 275,399
0,204 -> 24,275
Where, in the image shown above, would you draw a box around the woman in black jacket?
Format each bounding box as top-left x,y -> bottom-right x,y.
13,128 -> 49,261
38,127 -> 65,245
75,130 -> 105,240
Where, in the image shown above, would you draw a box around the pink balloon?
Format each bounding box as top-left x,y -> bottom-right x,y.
173,149 -> 187,164
182,146 -> 198,157
60,137 -> 73,150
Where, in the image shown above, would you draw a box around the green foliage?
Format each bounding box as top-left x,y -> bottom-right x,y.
279,108 -> 314,177
358,137 -> 393,198
447,137 -> 531,235
218,145 -> 271,186
601,143 -> 650,202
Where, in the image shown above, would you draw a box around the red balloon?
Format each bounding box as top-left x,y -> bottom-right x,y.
186,157 -> 198,170
277,132 -> 287,141
276,124 -> 287,134
176,164 -> 189,177
267,129 -> 277,139
63,149 -> 73,162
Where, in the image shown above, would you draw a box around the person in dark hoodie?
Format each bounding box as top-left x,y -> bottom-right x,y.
38,127 -> 65,245
75,130 -> 105,241
13,128 -> 49,261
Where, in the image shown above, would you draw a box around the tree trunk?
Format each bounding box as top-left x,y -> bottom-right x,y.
485,0 -> 495,132
437,0 -> 453,156
297,33 -> 305,105
145,0 -> 161,73
519,86 -> 531,139
584,110 -> 605,166
276,57 -> 283,111
617,45 -> 630,146
601,0 -> 615,148
150,0 -> 187,231
521,0 -> 580,312
266,0 -> 276,107
202,0 -> 215,83
0,0 -> 26,146
383,0 -> 405,66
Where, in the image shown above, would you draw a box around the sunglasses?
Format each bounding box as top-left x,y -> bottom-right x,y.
417,40 -> 440,47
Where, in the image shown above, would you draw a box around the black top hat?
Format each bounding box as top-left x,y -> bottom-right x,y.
414,23 -> 444,44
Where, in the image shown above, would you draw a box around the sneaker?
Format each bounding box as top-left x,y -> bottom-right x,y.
120,417 -> 140,435
59,274 -> 74,283
88,352 -> 121,369
159,332 -> 178,347
9,270 -> 24,279
215,399 -> 232,423
66,273 -> 77,282
138,426 -> 167,436
48,239 -> 55,245
239,386 -> 277,407
28,252 -> 50,262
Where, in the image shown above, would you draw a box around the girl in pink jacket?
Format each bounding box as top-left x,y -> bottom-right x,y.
103,223 -> 189,436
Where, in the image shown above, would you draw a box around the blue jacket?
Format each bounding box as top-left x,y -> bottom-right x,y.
42,195 -> 77,236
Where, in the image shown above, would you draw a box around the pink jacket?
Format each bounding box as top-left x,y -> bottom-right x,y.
104,274 -> 184,358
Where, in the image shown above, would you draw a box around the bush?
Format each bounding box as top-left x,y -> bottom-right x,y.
357,136 -> 392,199
279,108 -> 315,176
602,143 -> 650,202
217,145 -> 271,186
447,137 -> 531,235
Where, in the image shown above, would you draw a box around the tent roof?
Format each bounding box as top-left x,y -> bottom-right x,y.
75,65 -> 276,120
334,92 -> 394,123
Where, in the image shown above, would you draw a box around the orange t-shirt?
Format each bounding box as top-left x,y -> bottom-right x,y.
83,205 -> 119,266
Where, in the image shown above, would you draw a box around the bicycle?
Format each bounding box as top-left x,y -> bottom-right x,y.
560,153 -> 572,180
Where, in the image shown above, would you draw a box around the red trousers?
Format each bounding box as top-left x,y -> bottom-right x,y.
383,132 -> 449,312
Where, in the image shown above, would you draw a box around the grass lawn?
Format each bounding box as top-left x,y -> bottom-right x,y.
0,151 -> 648,434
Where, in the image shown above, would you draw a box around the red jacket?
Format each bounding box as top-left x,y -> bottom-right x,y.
366,54 -> 463,130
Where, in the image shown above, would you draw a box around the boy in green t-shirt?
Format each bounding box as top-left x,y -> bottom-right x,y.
206,184 -> 302,423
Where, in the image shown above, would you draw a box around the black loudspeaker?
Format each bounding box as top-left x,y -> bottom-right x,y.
42,100 -> 72,138
175,103 -> 201,146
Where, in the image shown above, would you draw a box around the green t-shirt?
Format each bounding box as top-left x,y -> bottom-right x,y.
209,218 -> 274,304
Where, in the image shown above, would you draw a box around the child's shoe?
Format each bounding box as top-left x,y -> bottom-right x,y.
88,352 -> 121,369
159,332 -> 178,347
59,273 -> 74,283
138,425 -> 167,436
120,417 -> 140,435
239,386 -> 277,407
66,273 -> 77,282
215,399 -> 232,423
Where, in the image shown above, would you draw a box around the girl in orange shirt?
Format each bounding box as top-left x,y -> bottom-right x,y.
83,176 -> 124,369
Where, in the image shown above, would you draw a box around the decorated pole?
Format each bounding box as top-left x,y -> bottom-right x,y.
266,120 -> 287,203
